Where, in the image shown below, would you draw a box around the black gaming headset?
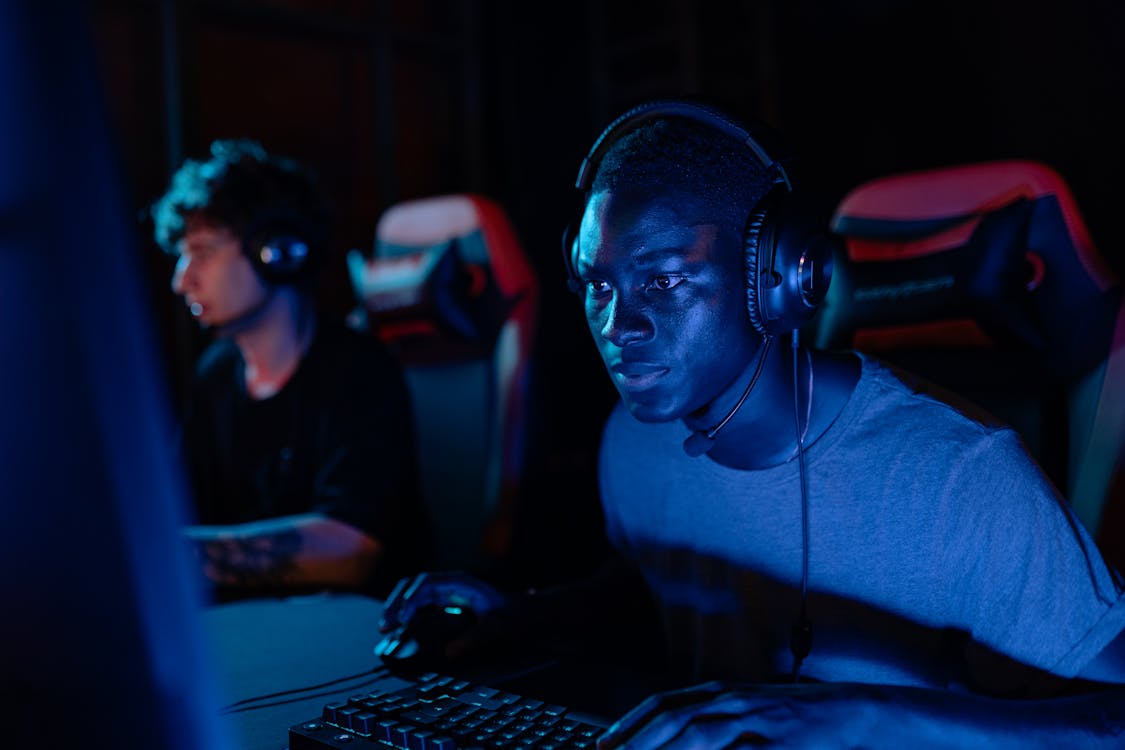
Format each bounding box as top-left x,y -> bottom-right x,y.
241,207 -> 320,286
562,99 -> 835,337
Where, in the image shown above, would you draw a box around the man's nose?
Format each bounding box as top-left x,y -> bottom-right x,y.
170,255 -> 190,294
601,291 -> 654,348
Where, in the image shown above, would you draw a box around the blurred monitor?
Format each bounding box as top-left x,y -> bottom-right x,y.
0,5 -> 234,749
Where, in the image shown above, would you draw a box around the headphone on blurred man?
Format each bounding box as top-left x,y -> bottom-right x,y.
242,208 -> 321,286
561,99 -> 835,337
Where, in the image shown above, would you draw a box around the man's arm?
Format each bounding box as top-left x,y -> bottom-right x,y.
185,512 -> 382,594
595,678 -> 1125,750
376,549 -> 664,669
596,630 -> 1125,749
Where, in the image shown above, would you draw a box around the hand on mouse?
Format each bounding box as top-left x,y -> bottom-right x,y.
377,571 -> 516,662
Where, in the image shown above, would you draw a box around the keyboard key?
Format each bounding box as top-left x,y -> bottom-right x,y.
429,735 -> 456,750
418,682 -> 447,700
400,710 -> 440,725
391,723 -> 413,748
418,697 -> 461,717
351,711 -> 377,735
407,727 -> 434,750
321,702 -> 345,724
457,694 -> 505,711
375,718 -> 400,741
575,723 -> 603,738
461,686 -> 499,700
336,706 -> 361,728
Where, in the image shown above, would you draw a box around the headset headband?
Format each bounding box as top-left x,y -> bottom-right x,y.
574,99 -> 794,193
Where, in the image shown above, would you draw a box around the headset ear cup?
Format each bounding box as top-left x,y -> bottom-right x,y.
561,220 -> 583,294
243,210 -> 318,285
746,197 -> 835,336
743,206 -> 771,336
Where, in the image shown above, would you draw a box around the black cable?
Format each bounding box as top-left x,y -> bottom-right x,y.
222,664 -> 389,712
705,335 -> 773,440
223,672 -> 396,714
789,330 -> 813,683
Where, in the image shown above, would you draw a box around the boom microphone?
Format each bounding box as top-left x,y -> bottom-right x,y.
682,336 -> 774,457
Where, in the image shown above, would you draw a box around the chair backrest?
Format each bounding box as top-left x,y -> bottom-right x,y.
347,194 -> 539,571
815,160 -> 1125,551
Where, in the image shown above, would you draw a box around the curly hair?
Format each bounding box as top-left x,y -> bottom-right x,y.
589,113 -> 774,236
151,138 -> 330,257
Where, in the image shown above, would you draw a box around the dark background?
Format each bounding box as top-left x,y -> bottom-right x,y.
84,0 -> 1125,578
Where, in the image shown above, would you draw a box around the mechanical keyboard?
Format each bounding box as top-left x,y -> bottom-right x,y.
288,671 -> 611,750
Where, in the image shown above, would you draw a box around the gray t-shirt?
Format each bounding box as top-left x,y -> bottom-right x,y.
598,353 -> 1125,692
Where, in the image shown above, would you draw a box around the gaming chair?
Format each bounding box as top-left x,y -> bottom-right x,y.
815,160 -> 1125,567
347,194 -> 539,571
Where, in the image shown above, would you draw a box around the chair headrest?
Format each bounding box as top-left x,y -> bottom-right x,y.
348,194 -> 536,364
819,160 -> 1121,379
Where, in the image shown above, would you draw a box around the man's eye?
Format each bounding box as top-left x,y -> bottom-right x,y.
649,274 -> 683,291
187,246 -> 216,260
586,279 -> 611,296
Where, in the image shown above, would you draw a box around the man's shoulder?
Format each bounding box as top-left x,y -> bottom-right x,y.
857,353 -> 1010,433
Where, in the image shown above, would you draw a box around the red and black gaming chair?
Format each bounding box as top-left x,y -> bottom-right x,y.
347,194 -> 539,571
814,161 -> 1125,568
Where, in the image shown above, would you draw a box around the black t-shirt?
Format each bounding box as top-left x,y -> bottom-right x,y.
181,319 -> 431,596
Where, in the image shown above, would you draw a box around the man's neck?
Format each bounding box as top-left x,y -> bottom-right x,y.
684,338 -> 796,469
235,290 -> 318,400
686,346 -> 859,471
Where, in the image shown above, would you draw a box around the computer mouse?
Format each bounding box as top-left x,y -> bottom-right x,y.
374,604 -> 479,670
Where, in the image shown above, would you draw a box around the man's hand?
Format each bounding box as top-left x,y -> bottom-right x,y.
596,681 -> 966,750
594,679 -> 1125,749
377,571 -> 515,661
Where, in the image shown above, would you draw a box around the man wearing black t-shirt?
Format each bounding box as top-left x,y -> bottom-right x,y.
152,139 -> 429,600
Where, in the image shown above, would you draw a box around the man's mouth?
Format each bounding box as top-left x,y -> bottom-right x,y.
610,362 -> 670,390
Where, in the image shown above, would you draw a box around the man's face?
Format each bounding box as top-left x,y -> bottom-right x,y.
170,221 -> 269,329
575,187 -> 762,423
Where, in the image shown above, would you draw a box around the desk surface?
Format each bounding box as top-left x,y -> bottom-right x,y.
203,593 -> 660,750
205,593 -> 396,750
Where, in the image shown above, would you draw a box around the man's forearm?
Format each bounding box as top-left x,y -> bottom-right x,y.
599,680 -> 1125,750
879,682 -> 1125,748
188,525 -> 302,589
185,513 -> 380,592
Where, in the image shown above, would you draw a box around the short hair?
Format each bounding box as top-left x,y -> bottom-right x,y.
589,115 -> 773,236
151,138 -> 330,256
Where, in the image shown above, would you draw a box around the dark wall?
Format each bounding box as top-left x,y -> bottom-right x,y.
85,0 -> 1125,578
